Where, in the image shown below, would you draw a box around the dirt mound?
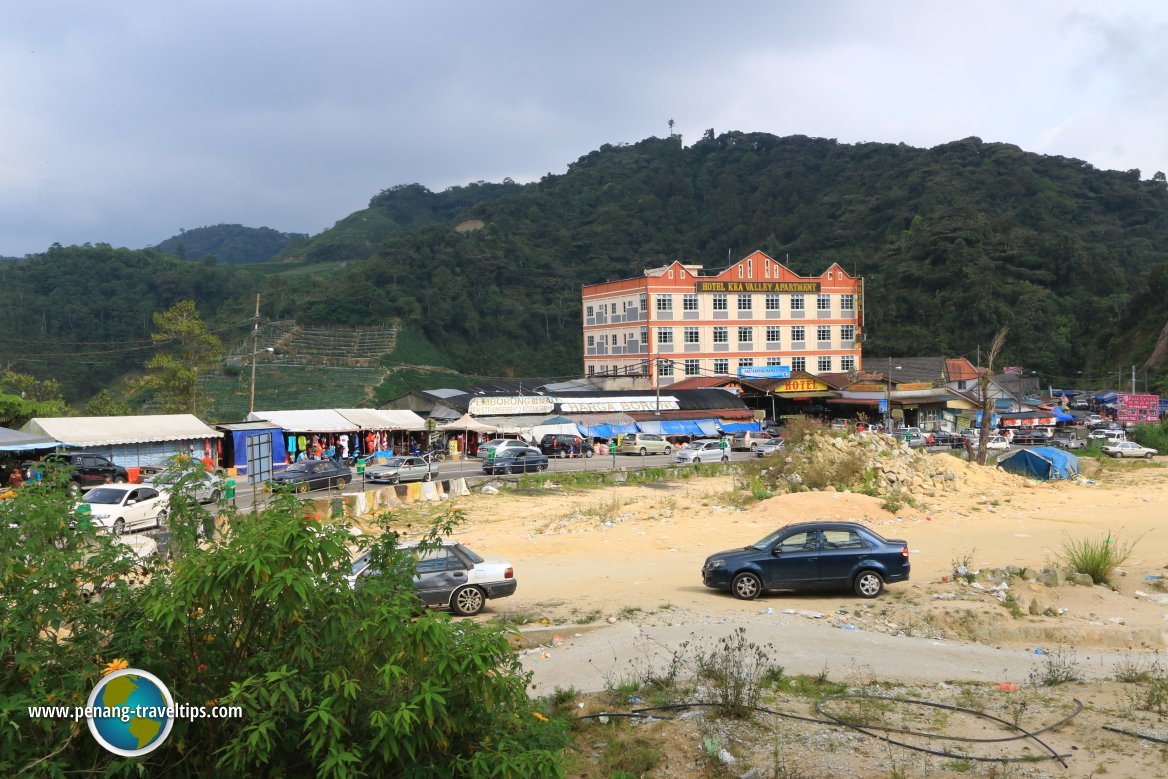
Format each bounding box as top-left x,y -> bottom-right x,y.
743,490 -> 922,524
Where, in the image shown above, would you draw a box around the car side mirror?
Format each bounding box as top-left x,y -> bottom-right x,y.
772,547 -> 782,556
126,499 -> 137,506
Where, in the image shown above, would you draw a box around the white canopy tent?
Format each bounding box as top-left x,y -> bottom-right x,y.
22,414 -> 223,468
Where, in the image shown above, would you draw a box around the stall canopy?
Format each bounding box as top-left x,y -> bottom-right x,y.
23,415 -> 222,447
637,419 -> 720,437
246,409 -> 358,433
334,409 -> 427,431
719,421 -> 763,433
997,447 -> 1080,481
216,421 -> 289,474
436,414 -> 498,434
0,425 -> 58,452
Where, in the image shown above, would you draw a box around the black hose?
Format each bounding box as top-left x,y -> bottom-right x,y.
1102,725 -> 1168,745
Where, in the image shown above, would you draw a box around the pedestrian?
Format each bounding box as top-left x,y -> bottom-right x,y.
719,436 -> 729,457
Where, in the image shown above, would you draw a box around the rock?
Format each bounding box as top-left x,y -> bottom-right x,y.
1006,565 -> 1022,577
1028,598 -> 1042,616
1037,569 -> 1065,588
1069,572 -> 1096,586
1022,567 -> 1039,581
480,485 -> 499,495
718,749 -> 736,765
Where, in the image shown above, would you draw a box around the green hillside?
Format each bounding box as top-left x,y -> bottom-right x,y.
154,224 -> 309,264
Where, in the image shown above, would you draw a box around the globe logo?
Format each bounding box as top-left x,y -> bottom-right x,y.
86,668 -> 174,756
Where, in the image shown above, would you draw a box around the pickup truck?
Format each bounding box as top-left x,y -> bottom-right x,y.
1051,431 -> 1086,450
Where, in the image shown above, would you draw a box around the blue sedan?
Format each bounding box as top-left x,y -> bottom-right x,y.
701,521 -> 910,599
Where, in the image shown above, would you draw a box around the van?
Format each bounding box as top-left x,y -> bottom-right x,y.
730,431 -> 775,452
619,433 -> 672,456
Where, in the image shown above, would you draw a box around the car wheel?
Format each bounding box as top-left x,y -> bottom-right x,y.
337,476 -> 350,487
68,481 -> 82,496
297,483 -> 310,493
731,572 -> 762,600
1147,452 -> 1154,459
155,509 -> 167,529
663,446 -> 672,455
207,489 -> 221,504
585,449 -> 594,458
539,462 -> 548,471
639,447 -> 647,456
451,585 -> 485,616
112,518 -> 126,535
692,457 -> 701,464
423,472 -> 433,482
504,465 -> 514,475
114,475 -> 127,484
854,570 -> 884,598
750,444 -> 758,452
436,452 -> 447,462
558,448 -> 567,459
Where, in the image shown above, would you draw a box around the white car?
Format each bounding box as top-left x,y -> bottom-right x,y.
144,469 -> 224,504
675,439 -> 731,464
76,484 -> 168,534
1103,441 -> 1158,459
984,435 -> 1011,452
754,439 -> 786,457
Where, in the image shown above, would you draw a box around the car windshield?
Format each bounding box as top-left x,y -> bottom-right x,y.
454,544 -> 484,564
84,488 -> 126,505
749,528 -> 788,550
380,458 -> 406,468
284,464 -> 310,473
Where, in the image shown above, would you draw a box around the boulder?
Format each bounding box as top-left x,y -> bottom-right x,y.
1069,572 -> 1096,586
1037,569 -> 1064,588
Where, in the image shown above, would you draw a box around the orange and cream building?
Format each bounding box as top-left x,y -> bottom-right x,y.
581,251 -> 863,387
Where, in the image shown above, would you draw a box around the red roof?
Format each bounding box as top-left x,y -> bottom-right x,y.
664,377 -> 738,390
945,358 -> 980,381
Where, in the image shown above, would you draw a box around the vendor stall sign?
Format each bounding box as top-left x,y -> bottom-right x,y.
848,383 -> 886,392
774,378 -> 829,394
1117,393 -> 1162,424
558,396 -> 681,413
738,365 -> 791,379
695,281 -> 820,293
468,396 -> 555,416
895,382 -> 934,391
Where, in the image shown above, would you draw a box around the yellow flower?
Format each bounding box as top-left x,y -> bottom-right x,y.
102,658 -> 129,676
532,711 -> 548,722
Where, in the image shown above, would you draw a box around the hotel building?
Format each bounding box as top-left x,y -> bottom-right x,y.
581,250 -> 863,386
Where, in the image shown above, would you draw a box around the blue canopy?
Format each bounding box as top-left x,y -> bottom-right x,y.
719,421 -> 762,433
997,446 -> 1080,481
637,419 -> 718,437
580,423 -> 638,439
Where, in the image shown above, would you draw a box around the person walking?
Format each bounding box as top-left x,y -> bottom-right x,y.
719,435 -> 729,458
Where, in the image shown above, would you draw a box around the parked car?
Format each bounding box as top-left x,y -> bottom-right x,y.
893,427 -> 928,448
481,447 -> 549,475
76,484 -> 168,534
754,439 -> 786,457
476,439 -> 531,459
28,452 -> 128,493
701,521 -> 910,600
619,433 -> 672,456
674,439 -> 730,464
926,430 -> 959,448
539,434 -> 595,458
1102,441 -> 1158,459
1010,429 -> 1052,446
1051,429 -> 1087,450
364,456 -> 434,484
269,459 -> 352,492
730,431 -> 775,452
1088,429 -> 1126,444
143,469 -> 224,504
348,541 -> 516,616
984,435 -> 1012,452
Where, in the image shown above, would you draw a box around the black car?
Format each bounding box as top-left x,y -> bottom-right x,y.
481,447 -> 549,475
27,452 -> 129,493
269,459 -> 352,492
347,542 -> 516,616
539,434 -> 594,458
926,430 -> 960,448
702,521 -> 910,600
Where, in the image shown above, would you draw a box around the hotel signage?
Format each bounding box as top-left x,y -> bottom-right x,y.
775,378 -> 829,393
695,281 -> 821,293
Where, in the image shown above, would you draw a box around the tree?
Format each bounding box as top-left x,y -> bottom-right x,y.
0,371 -> 69,427
136,301 -> 224,415
976,327 -> 1009,466
84,389 -> 132,416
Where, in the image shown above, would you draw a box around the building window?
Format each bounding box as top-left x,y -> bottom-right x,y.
586,335 -> 595,347
639,293 -> 647,311
658,360 -> 674,377
841,355 -> 856,372
736,294 -> 752,311
790,294 -> 804,311
588,365 -> 595,376
765,294 -> 781,311
737,264 -> 744,278
766,325 -> 781,342
611,334 -> 618,345
737,326 -> 753,343
791,326 -> 806,343
656,295 -> 673,312
682,293 -> 698,311
766,357 -> 783,366
657,327 -> 673,344
792,356 -> 806,372
610,303 -> 616,314
640,326 -> 648,343
638,360 -> 649,375
684,359 -> 700,376
712,293 -> 727,311
841,294 -> 855,311
818,356 -> 832,372
684,326 -> 700,343
817,325 -> 831,342
586,305 -> 594,318
712,326 -> 728,343
713,358 -> 729,375
747,259 -> 753,276
738,358 -> 754,370
764,261 -> 771,278
817,294 -> 831,311
841,324 -> 855,341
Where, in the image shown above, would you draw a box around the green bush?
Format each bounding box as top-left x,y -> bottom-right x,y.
1059,531 -> 1136,585
1129,420 -> 1168,454
0,473 -> 567,776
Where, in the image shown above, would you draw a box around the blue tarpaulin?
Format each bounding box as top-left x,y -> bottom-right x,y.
637,420 -> 717,436
719,422 -> 762,433
997,446 -> 1080,480
580,423 -> 638,439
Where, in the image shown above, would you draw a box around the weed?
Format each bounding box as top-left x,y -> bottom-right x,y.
1113,655 -> 1160,683
617,606 -> 642,620
943,758 -> 975,773
1059,531 -> 1138,584
575,608 -> 604,625
599,734 -> 661,777
1001,593 -> 1023,619
951,548 -> 977,581
1029,644 -> 1081,686
692,627 -> 777,717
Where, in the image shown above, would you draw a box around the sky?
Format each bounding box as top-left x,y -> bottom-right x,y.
3,0 -> 1168,257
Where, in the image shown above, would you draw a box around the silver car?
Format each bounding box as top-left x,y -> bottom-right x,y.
364,456 -> 435,484
144,469 -> 224,504
675,439 -> 731,464
754,439 -> 786,457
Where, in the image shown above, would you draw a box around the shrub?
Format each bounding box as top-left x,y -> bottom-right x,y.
1059,531 -> 1136,585
1129,420 -> 1168,454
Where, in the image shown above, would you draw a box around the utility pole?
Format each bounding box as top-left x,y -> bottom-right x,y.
885,356 -> 892,432
1131,364 -> 1136,394
655,359 -> 662,416
248,294 -> 261,415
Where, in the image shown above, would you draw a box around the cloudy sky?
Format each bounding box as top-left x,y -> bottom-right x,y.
3,1 -> 1167,257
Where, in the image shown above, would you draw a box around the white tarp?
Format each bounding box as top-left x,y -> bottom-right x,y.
335,409 -> 427,431
23,414 -> 222,447
529,423 -> 583,441
246,409 -> 358,433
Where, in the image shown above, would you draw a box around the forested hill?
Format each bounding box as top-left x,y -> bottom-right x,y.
3,132 -> 1168,404
153,224 -> 309,264
293,132 -> 1168,384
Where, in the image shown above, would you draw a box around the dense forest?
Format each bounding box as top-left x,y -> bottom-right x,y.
2,131 -> 1167,405
153,224 -> 309,264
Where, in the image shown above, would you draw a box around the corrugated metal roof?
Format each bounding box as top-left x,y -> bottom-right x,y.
335,409 -> 427,430
246,409 -> 358,433
24,415 -> 223,447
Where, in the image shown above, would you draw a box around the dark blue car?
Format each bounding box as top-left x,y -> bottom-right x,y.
702,521 -> 910,600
